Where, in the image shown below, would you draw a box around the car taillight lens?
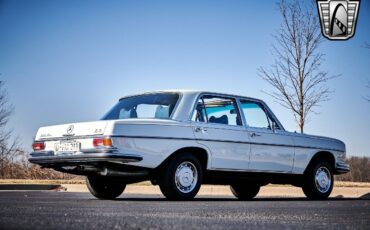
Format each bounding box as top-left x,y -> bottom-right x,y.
32,141 -> 45,151
93,138 -> 113,148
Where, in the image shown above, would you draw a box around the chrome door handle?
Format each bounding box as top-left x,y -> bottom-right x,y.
250,132 -> 261,137
194,127 -> 207,132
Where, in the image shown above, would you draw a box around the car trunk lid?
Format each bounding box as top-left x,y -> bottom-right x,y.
35,120 -> 111,140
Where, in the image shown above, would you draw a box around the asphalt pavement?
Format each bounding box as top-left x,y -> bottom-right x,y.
0,191 -> 369,230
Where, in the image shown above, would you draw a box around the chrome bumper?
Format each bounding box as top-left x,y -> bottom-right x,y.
28,150 -> 142,166
335,162 -> 350,174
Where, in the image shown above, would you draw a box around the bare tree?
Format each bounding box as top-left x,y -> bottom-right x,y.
0,81 -> 76,179
258,0 -> 336,133
0,81 -> 13,142
366,43 -> 370,102
0,81 -> 23,178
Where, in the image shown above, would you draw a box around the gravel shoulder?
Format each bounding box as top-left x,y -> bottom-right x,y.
1,180 -> 369,198
64,184 -> 370,199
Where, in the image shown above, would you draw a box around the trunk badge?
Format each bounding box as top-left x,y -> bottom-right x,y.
66,125 -> 74,135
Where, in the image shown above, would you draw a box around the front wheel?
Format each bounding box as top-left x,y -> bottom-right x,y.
158,154 -> 203,200
230,184 -> 260,200
86,176 -> 126,200
302,160 -> 333,200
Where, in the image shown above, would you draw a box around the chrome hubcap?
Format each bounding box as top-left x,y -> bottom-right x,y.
315,166 -> 331,193
175,161 -> 198,193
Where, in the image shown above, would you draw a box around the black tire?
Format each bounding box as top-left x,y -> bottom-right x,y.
302,159 -> 334,200
86,176 -> 126,200
230,184 -> 260,200
158,154 -> 203,200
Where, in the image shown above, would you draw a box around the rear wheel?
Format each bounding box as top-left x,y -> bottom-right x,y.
302,159 -> 333,200
86,176 -> 126,199
158,154 -> 203,200
230,184 -> 260,200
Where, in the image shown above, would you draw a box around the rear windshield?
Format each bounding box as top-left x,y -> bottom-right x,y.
102,93 -> 180,120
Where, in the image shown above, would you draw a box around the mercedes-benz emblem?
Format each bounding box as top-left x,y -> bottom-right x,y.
66,125 -> 74,135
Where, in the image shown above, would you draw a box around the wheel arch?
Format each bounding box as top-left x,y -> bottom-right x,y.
157,146 -> 209,171
304,150 -> 336,174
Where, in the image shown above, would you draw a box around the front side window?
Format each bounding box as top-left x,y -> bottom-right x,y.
240,100 -> 270,129
192,95 -> 242,126
102,93 -> 179,120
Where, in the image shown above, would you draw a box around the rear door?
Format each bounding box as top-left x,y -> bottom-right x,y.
191,95 -> 251,170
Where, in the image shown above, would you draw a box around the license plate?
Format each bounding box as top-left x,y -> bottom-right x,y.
55,141 -> 80,152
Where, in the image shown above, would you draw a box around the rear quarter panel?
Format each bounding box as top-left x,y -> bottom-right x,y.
106,120 -> 210,169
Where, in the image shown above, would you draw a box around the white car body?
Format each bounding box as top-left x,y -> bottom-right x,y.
29,90 -> 349,199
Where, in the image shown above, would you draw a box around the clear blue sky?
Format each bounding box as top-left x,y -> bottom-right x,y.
0,0 -> 369,156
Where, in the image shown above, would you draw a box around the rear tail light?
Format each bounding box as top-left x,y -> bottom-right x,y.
32,141 -> 45,151
93,138 -> 113,148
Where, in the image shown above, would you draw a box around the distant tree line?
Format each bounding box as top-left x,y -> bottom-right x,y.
0,151 -> 76,179
336,156 -> 370,182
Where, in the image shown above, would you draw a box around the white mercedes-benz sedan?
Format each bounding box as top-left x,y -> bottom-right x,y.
29,90 -> 349,200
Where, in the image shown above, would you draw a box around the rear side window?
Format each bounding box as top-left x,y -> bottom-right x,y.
240,100 -> 270,128
192,95 -> 242,126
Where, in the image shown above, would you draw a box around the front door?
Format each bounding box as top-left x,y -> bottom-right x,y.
239,99 -> 295,172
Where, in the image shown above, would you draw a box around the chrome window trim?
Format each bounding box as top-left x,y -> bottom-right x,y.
189,92 -> 245,127
238,98 -> 271,129
189,92 -> 285,131
235,98 -> 247,128
259,101 -> 285,131
238,97 -> 285,131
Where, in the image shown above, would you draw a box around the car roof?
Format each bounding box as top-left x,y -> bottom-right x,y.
119,89 -> 262,102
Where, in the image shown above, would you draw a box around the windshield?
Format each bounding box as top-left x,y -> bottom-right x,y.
102,93 -> 180,120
